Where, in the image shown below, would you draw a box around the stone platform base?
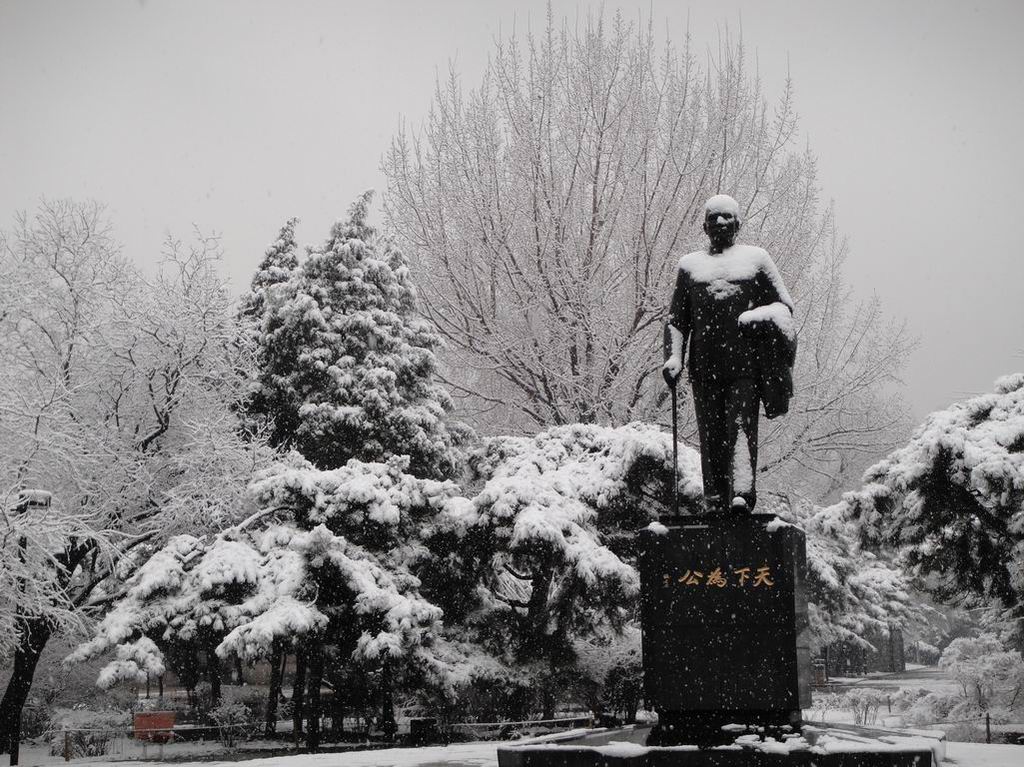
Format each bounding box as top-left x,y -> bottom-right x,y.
496,726 -> 935,767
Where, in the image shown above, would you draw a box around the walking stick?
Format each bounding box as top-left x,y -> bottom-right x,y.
663,323 -> 681,518
669,379 -> 680,517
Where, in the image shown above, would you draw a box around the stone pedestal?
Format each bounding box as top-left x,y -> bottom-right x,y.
497,518 -> 930,767
496,726 -> 937,767
639,515 -> 812,745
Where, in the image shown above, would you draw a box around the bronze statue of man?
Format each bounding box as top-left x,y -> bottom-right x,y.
662,194 -> 796,515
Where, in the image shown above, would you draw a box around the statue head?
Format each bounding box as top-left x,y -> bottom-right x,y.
703,194 -> 741,252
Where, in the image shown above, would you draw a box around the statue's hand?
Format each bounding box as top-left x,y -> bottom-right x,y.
662,356 -> 682,386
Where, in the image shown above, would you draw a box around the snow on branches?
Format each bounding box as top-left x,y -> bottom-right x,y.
799,502 -> 919,651
435,423 -> 702,662
74,453 -> 468,687
248,454 -> 461,540
76,416 -> 927,695
94,637 -> 166,690
0,199 -> 270,712
238,216 -> 300,329
243,193 -> 470,478
840,374 -> 1024,643
383,13 -> 913,504
73,521 -> 445,682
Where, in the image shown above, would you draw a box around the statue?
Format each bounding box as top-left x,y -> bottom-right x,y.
662,194 -> 796,515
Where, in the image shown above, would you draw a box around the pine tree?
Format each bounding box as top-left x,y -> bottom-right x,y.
842,373 -> 1024,648
238,218 -> 300,439
251,192 -> 468,478
796,501 -> 920,652
426,422 -> 701,718
239,217 -> 299,327
72,455 -> 460,750
79,194 -> 474,748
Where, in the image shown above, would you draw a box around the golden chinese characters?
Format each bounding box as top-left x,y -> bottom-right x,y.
660,564 -> 775,589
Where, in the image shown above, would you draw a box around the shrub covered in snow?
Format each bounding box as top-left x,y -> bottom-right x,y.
809,690 -> 844,722
841,687 -> 888,725
72,512 -> 448,682
898,635 -> 1024,734
939,635 -> 1024,712
209,701 -> 257,746
438,425 -> 696,648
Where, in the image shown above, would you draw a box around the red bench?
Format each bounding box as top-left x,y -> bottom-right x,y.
134,712 -> 176,743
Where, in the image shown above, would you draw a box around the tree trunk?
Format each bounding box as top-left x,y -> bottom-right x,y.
292,647 -> 307,740
541,686 -> 556,721
524,561 -> 556,722
265,641 -> 283,738
234,655 -> 245,685
379,658 -> 397,741
206,637 -> 222,707
0,617 -> 52,761
330,694 -> 345,739
524,562 -> 554,660
305,644 -> 324,752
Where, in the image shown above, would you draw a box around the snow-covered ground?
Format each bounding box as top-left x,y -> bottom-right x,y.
14,667 -> 1020,767
943,741 -> 1023,767
14,730 -> 600,767
15,734 -> 1022,767
18,741 -> 495,767
828,666 -> 963,695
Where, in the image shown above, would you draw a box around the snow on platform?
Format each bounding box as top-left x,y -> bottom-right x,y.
19,727 -> 1023,767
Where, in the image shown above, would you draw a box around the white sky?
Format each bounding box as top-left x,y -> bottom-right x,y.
2,0 -> 1023,420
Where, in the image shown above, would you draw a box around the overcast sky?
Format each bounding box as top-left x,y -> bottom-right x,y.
2,0 -> 1022,421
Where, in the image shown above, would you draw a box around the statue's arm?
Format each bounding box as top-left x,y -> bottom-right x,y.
662,267 -> 690,383
758,250 -> 794,311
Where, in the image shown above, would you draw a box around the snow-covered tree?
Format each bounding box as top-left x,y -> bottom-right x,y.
791,500 -> 920,652
940,634 -> 1024,711
237,218 -> 300,438
0,201 -> 268,756
427,422 -> 701,717
573,625 -> 643,722
242,455 -> 460,674
247,193 -> 469,478
383,12 -> 912,500
419,422 -> 915,717
841,373 -> 1024,647
238,216 -> 300,327
902,634 -> 1024,727
75,454 -> 462,750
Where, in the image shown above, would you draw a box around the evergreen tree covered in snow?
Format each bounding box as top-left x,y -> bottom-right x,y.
73,454 -> 464,748
238,217 -> 300,328
72,504 -> 447,683
248,193 -> 468,478
78,416 -> 926,727
425,422 -> 702,716
237,217 -> 300,438
841,374 -> 1024,647
792,501 -> 920,651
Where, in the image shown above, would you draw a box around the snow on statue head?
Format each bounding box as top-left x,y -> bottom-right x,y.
703,194 -> 741,253
704,194 -> 740,220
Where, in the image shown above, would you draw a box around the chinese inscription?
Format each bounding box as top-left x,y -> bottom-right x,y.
662,565 -> 775,589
